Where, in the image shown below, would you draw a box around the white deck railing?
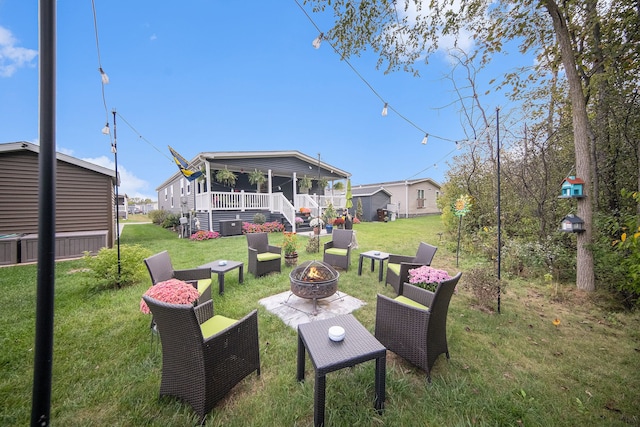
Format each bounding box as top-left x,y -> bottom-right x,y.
194,190 -> 346,231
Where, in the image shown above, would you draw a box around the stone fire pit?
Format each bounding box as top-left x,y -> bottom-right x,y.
289,260 -> 339,315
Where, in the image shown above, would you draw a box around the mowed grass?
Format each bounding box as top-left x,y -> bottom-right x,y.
1,215 -> 639,426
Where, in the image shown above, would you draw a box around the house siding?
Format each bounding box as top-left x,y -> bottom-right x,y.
0,147 -> 115,262
353,179 -> 441,217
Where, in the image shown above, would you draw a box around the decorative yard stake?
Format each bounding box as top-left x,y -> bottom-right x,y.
454,194 -> 472,267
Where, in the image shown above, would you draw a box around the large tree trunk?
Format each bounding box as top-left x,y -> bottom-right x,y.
543,0 -> 595,291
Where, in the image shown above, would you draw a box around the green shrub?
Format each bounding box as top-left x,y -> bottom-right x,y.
253,213 -> 266,224
83,244 -> 152,289
148,209 -> 169,225
162,213 -> 181,229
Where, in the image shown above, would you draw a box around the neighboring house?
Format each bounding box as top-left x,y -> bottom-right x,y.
0,141 -> 117,264
353,178 -> 441,218
156,150 -> 350,233
350,187 -> 393,222
118,194 -> 128,220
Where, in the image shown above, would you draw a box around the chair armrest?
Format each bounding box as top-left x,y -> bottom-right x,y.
174,267 -> 212,282
401,283 -> 435,307
268,245 -> 282,254
388,254 -> 414,264
194,300 -> 214,324
323,241 -> 335,251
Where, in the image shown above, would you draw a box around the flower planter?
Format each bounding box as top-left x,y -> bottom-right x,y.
325,224 -> 333,234
285,253 -> 299,267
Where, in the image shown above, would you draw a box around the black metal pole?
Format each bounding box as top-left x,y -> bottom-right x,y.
112,109 -> 121,287
31,0 -> 56,425
496,107 -> 502,314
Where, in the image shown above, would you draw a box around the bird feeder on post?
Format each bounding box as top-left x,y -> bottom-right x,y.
559,176 -> 585,198
560,214 -> 585,233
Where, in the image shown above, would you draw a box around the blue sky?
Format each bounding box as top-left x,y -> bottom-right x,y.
0,1 -> 528,200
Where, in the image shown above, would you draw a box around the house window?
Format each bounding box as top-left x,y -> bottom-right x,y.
164,188 -> 168,201
187,181 -> 191,195
417,189 -> 425,209
180,179 -> 184,196
171,186 -> 174,208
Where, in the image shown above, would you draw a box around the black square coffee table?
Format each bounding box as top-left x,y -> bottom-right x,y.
198,260 -> 243,295
358,250 -> 390,282
297,314 -> 386,427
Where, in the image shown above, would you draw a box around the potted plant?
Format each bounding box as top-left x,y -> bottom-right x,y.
309,217 -> 324,235
298,175 -> 313,194
300,207 -> 311,216
282,232 -> 299,267
139,279 -> 200,314
317,177 -> 329,193
248,169 -> 267,193
216,166 -> 237,188
322,203 -> 337,234
407,266 -> 452,292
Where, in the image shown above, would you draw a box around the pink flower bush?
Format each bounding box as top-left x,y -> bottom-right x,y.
139,279 -> 200,314
408,266 -> 451,292
242,221 -> 285,234
190,230 -> 220,240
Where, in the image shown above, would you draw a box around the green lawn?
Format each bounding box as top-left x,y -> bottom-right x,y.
1,216 -> 638,426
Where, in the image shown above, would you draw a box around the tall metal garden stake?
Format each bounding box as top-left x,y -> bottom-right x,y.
112,109 -> 121,287
496,107 -> 502,314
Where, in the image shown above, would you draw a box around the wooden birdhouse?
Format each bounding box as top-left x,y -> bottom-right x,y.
560,176 -> 585,198
560,214 -> 585,233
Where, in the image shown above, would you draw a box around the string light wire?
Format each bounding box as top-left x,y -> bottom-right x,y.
292,0 -> 458,144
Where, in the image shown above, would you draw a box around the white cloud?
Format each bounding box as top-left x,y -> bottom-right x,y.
82,156 -> 155,200
0,26 -> 38,77
150,33 -> 157,41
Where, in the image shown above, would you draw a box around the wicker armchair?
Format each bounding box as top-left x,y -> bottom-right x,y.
144,250 -> 212,303
246,232 -> 282,277
142,296 -> 260,422
375,272 -> 461,382
323,229 -> 354,270
384,242 -> 437,295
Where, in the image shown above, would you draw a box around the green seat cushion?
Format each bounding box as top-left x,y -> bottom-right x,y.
200,315 -> 237,339
394,295 -> 428,311
197,278 -> 212,295
257,252 -> 281,262
388,262 -> 400,275
326,248 -> 348,256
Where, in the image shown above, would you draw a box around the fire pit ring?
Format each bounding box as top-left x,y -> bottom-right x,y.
289,260 -> 339,315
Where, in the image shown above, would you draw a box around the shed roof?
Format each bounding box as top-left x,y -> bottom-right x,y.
0,141 -> 117,182
351,186 -> 393,197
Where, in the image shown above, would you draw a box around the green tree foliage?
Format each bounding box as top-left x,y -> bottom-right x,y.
309,0 -> 639,294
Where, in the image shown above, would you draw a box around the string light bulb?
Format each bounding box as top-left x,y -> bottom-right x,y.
381,103 -> 388,117
312,33 -> 324,49
101,123 -> 110,135
99,67 -> 109,84
421,133 -> 429,145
